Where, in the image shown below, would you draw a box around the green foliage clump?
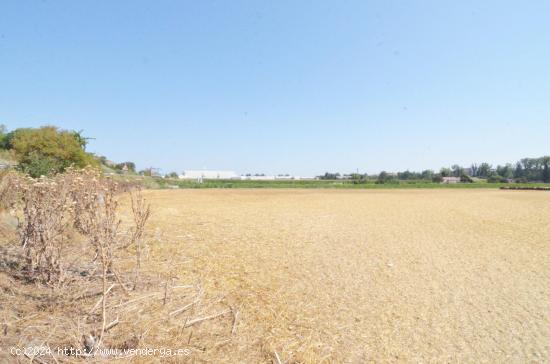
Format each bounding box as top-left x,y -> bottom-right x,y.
319,172 -> 340,180
376,171 -> 396,184
8,126 -> 97,177
439,168 -> 452,177
17,152 -> 67,177
487,175 -> 505,183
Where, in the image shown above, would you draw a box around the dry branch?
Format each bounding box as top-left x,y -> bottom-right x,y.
183,309 -> 231,328
105,318 -> 119,332
169,299 -> 199,317
88,283 -> 116,314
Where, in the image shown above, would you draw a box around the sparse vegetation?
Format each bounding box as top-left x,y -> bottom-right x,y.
20,174 -> 72,286
0,168 -> 235,362
129,189 -> 151,287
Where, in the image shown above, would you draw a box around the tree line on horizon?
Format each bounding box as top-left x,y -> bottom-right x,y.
319,157 -> 550,184
1,125 -> 549,182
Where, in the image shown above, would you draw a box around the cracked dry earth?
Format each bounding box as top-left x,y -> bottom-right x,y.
141,189 -> 549,363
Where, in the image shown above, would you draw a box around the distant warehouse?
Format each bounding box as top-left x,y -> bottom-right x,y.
441,176 -> 461,184
179,170 -> 239,180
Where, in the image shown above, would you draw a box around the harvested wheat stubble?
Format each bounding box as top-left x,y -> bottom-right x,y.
2,188 -> 549,363
0,171 -> 235,364
0,235 -> 236,364
142,189 -> 549,363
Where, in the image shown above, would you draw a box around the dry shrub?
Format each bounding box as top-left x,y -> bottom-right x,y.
0,170 -> 23,240
16,168 -> 124,288
20,176 -> 72,286
0,169 -> 23,213
66,168 -> 121,273
3,168 -> 140,352
1,168 -> 236,362
130,188 -> 151,287
113,178 -> 139,193
64,168 -> 125,348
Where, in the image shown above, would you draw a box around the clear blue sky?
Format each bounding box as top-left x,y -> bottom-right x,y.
1,1 -> 549,175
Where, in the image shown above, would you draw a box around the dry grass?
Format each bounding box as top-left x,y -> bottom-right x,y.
138,189 -> 550,363
1,187 -> 549,362
0,171 -> 235,363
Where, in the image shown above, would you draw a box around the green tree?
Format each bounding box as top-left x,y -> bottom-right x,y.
496,164 -> 513,179
513,162 -> 524,179
470,163 -> 479,177
451,165 -> 464,177
70,129 -> 93,150
542,157 -> 550,183
376,171 -> 395,184
397,170 -> 415,180
477,163 -> 492,178
9,126 -> 97,177
440,168 -> 452,177
421,170 -> 434,180
319,172 -> 340,180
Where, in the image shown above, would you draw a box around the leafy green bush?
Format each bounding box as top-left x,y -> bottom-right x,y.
9,126 -> 97,177
376,171 -> 395,184
18,151 -> 67,177
487,175 -> 505,183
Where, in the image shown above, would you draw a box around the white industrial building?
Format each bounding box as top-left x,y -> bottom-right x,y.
241,175 -> 276,181
179,170 -> 239,180
240,175 -> 317,181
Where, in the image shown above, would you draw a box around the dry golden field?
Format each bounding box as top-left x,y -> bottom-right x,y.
132,189 -> 550,363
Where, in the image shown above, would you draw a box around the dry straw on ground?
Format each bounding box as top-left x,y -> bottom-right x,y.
1,176 -> 549,363
141,188 -> 550,363
0,169 -> 235,363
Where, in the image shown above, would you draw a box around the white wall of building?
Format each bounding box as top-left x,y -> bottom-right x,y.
180,170 -> 239,180
241,175 -> 276,181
